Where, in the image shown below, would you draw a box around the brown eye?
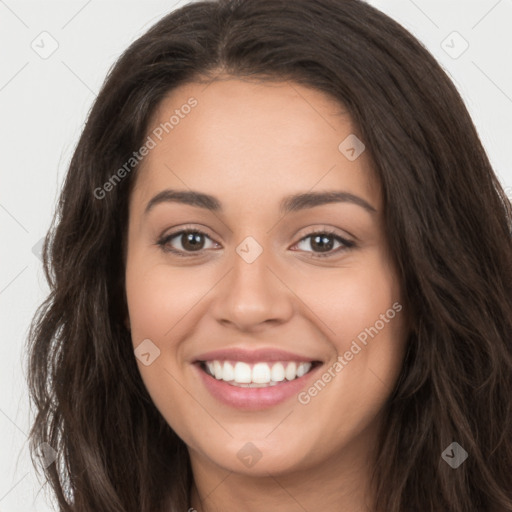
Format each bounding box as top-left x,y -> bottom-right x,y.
156,227 -> 355,259
177,231 -> 206,251
157,229 -> 218,256
293,230 -> 355,258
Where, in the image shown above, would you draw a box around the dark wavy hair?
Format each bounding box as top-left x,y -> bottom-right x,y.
26,0 -> 512,510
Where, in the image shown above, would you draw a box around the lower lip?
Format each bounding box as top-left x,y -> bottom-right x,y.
194,362 -> 322,410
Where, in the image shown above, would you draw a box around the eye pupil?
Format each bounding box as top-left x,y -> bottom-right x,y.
311,234 -> 334,252
182,232 -> 204,251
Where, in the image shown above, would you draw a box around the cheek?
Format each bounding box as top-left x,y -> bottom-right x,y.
294,250 -> 407,404
125,255 -> 204,343
125,268 -> 167,342
295,250 -> 403,343
124,256 -> 198,432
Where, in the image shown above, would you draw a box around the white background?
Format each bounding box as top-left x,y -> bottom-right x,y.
1,0 -> 511,510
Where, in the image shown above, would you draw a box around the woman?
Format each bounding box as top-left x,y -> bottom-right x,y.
26,0 -> 512,511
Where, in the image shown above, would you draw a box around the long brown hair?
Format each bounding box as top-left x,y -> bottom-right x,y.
26,0 -> 512,510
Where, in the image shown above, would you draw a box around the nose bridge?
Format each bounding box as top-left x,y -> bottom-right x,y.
230,234 -> 274,300
212,233 -> 293,328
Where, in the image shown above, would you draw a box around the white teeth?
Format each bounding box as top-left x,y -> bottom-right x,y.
252,362 -> 271,384
270,362 -> 285,382
234,362 -> 252,383
213,360 -> 223,380
296,362 -> 310,378
285,362 -> 297,381
203,360 -> 313,385
222,361 -> 234,381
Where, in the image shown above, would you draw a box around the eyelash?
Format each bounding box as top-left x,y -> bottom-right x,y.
156,226 -> 356,259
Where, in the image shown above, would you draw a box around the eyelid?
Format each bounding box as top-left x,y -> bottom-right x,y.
295,225 -> 355,244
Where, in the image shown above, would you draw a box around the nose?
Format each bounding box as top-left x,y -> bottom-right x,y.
210,245 -> 294,332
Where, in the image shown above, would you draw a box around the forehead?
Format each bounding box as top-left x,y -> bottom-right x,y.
131,78 -> 380,213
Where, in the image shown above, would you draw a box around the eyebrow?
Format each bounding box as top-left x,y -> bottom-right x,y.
143,189 -> 377,216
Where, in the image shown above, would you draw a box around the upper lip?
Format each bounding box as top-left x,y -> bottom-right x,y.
194,347 -> 322,364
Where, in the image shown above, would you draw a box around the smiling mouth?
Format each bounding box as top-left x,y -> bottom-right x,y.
197,359 -> 323,387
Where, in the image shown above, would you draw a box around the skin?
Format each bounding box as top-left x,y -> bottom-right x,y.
124,76 -> 411,512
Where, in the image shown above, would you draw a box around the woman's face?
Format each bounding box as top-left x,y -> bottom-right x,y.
125,77 -> 410,478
